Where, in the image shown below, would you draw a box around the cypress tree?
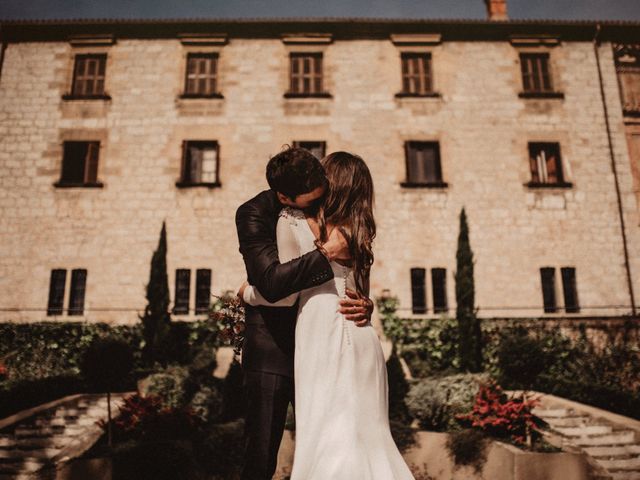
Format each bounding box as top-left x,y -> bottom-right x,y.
139,220 -> 172,368
454,207 -> 482,372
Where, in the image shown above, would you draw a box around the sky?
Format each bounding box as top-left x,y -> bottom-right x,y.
0,0 -> 639,22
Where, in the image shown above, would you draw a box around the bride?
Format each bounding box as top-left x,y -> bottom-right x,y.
240,151 -> 415,479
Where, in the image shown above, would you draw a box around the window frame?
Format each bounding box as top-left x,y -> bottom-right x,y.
526,141 -> 572,189
410,267 -> 427,315
181,52 -> 223,99
55,140 -> 103,188
63,53 -> 111,100
292,140 -> 327,159
397,52 -> 437,97
517,51 -> 564,99
284,52 -> 331,98
401,141 -> 447,188
176,140 -> 221,188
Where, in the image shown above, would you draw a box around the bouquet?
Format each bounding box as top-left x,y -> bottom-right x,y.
208,290 -> 246,360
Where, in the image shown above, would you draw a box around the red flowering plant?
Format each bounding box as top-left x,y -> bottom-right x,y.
454,378 -> 547,448
0,351 -> 17,382
207,290 -> 246,361
97,393 -> 205,442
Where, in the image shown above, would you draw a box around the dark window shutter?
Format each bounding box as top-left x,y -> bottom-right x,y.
68,269 -> 87,315
292,141 -> 326,159
410,268 -> 427,314
540,267 -> 557,313
173,269 -> 191,314
61,142 -> 87,184
561,267 -> 580,313
406,142 -> 442,184
520,53 -> 552,93
85,141 -> 99,183
47,269 -> 66,316
195,269 -> 212,314
431,268 -> 448,313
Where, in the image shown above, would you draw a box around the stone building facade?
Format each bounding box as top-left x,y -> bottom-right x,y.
1,8 -> 639,324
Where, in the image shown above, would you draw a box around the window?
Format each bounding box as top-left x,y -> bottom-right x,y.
540,267 -> 557,313
57,141 -> 100,187
431,268 -> 448,313
410,268 -> 427,314
46,268 -> 87,316
68,269 -> 87,316
183,53 -> 220,97
519,53 -> 553,93
178,141 -> 220,187
195,269 -> 212,314
47,269 -> 67,316
403,141 -> 445,187
400,52 -> 433,95
292,141 -> 326,159
286,53 -> 328,97
614,44 -> 640,115
70,54 -> 107,98
173,269 -> 191,314
561,267 -> 580,313
528,142 -> 568,186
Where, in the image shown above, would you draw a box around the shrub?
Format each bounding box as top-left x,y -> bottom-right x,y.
387,346 -> 410,423
445,428 -> 489,473
193,418 -> 245,477
389,420 -> 417,453
140,365 -> 191,409
80,336 -> 135,392
496,325 -> 547,389
406,373 -> 489,431
454,378 -> 546,447
112,439 -> 205,480
188,385 -> 224,424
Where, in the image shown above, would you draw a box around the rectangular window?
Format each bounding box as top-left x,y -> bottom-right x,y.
71,54 -> 107,97
184,53 -> 219,97
173,269 -> 191,314
292,141 -> 326,159
618,69 -> 640,114
528,142 -> 564,185
181,141 -> 220,185
561,267 -> 580,313
431,268 -> 448,313
540,267 -> 557,313
410,268 -> 427,314
404,141 -> 443,185
59,141 -> 100,186
520,53 -> 553,93
47,269 -> 67,316
195,269 -> 212,314
289,53 -> 324,96
401,53 -> 433,95
68,269 -> 87,316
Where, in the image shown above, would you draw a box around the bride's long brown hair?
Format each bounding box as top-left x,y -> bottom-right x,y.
317,151 -> 376,296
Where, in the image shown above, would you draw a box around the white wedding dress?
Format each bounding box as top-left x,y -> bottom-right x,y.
243,206 -> 415,480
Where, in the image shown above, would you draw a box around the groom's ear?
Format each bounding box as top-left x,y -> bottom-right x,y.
276,191 -> 293,205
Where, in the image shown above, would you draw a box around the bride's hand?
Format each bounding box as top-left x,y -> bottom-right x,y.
322,227 -> 350,261
237,280 -> 249,302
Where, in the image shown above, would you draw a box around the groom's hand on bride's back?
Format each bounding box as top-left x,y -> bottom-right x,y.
340,288 -> 374,327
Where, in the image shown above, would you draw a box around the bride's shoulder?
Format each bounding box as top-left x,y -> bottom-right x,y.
279,206 -> 305,221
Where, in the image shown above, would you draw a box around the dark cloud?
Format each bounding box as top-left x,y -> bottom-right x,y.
0,0 -> 638,21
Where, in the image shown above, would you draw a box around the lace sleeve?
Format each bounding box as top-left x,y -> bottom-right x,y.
243,208 -> 303,307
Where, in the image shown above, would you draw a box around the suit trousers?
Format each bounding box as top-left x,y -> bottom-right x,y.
241,370 -> 295,480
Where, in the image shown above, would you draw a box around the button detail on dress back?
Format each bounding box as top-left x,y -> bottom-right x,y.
342,265 -> 352,346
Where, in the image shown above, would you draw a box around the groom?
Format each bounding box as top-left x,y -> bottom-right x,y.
235,146 -> 374,480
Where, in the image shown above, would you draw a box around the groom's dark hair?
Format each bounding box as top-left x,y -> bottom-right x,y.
266,145 -> 328,200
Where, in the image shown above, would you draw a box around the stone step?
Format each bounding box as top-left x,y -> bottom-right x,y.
532,407 -> 572,418
596,456 -> 640,470
543,415 -> 600,427
610,471 -> 640,480
13,436 -> 68,449
585,445 -> 640,458
0,456 -> 49,473
573,431 -> 637,447
14,425 -> 66,438
0,446 -> 61,460
553,425 -> 613,437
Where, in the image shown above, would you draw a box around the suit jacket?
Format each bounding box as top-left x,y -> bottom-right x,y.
235,189 -> 335,377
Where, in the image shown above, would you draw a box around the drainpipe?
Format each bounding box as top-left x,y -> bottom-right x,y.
592,22 -> 637,318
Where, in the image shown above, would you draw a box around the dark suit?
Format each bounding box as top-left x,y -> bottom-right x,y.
235,189 -> 334,479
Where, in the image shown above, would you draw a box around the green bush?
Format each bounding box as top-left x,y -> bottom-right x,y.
140,365 -> 192,410
406,373 -> 489,431
80,336 -> 135,392
193,418 -> 245,477
445,428 -> 489,473
387,346 -> 410,423
495,325 -> 547,389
